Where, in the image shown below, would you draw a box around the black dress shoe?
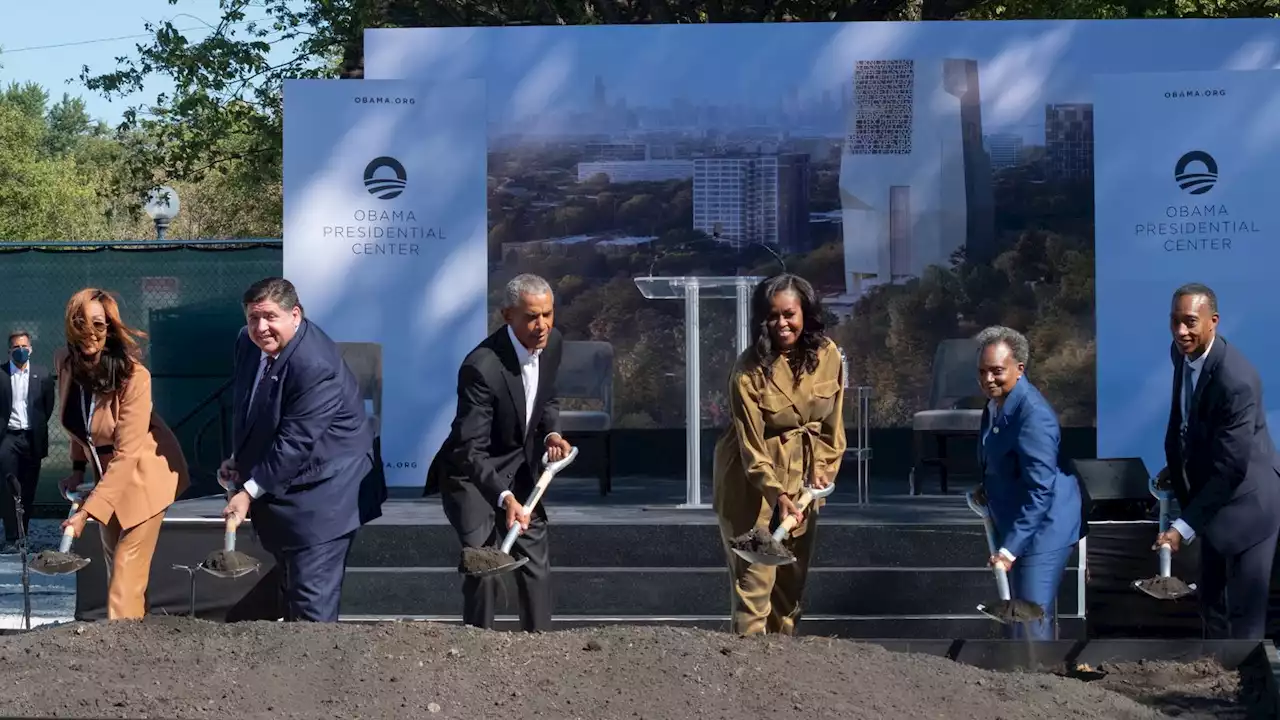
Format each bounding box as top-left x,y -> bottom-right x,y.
0,542 -> 19,555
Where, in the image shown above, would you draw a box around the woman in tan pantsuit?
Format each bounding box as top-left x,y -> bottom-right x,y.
56,288 -> 189,619
713,274 -> 846,636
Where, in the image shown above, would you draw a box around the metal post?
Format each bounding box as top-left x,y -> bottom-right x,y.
682,279 -> 703,508
734,279 -> 751,356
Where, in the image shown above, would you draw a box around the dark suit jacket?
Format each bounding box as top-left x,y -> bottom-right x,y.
1164,336 -> 1280,556
0,362 -> 56,459
232,320 -> 384,550
424,326 -> 562,519
979,377 -> 1082,558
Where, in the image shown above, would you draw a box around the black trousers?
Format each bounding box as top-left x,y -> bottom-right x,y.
445,486 -> 550,627
1199,528 -> 1279,640
0,430 -> 41,542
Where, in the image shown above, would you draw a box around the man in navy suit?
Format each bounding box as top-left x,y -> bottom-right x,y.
220,277 -> 384,622
1157,283 -> 1280,640
975,325 -> 1082,641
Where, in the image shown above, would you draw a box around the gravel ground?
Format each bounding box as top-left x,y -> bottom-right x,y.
0,619 -> 1268,719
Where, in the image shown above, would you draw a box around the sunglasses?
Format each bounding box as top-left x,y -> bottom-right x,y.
73,317 -> 109,336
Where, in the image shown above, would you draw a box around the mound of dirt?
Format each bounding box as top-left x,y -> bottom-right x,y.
1133,576 -> 1196,599
729,528 -> 791,559
1081,658 -> 1275,720
0,619 -> 1260,719
202,550 -> 259,574
458,547 -> 517,573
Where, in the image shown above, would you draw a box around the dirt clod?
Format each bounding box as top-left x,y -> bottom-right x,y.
0,619 -> 1263,719
458,546 -> 517,573
202,550 -> 259,574
28,550 -> 88,575
730,528 -> 791,559
1134,576 -> 1195,599
978,599 -> 1045,622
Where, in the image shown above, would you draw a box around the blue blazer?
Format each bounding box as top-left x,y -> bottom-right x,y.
232,319 -> 384,551
980,377 -> 1082,558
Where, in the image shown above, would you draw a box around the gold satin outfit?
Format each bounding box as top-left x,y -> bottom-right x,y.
712,339 -> 846,635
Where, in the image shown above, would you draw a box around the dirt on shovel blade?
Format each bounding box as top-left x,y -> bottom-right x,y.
981,599 -> 1045,623
730,528 -> 792,560
203,550 -> 259,574
459,546 -> 516,573
1135,575 -> 1195,599
29,550 -> 86,574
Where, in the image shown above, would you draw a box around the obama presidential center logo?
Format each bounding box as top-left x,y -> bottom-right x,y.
1132,148 -> 1261,254
1173,150 -> 1218,195
319,155 -> 445,257
363,156 -> 407,200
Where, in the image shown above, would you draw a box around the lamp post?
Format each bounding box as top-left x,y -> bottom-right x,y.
143,185 -> 181,241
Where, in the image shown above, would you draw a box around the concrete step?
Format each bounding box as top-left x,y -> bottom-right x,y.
338,615 -> 1087,640
348,523 -> 1081,569
339,566 -> 1082,618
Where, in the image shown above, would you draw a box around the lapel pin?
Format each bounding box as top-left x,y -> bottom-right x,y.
992,427 -> 1000,434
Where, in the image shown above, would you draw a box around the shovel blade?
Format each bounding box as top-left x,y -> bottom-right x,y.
977,599 -> 1045,625
465,556 -> 529,578
1133,576 -> 1197,600
731,547 -> 796,566
29,553 -> 90,576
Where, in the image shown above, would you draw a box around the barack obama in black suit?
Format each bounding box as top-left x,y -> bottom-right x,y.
1158,283 -> 1280,640
425,274 -> 572,632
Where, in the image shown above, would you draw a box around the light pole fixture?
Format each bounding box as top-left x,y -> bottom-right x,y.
143,185 -> 181,241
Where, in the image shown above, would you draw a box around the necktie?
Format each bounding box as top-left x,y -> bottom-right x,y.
247,356 -> 275,415
1180,363 -> 1194,458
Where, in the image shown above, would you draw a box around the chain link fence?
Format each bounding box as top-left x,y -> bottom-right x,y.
0,240 -> 283,509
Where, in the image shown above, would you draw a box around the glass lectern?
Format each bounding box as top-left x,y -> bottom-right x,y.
634,275 -> 764,508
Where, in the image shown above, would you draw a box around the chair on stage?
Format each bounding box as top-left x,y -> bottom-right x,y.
337,342 -> 383,436
555,341 -> 614,496
910,338 -> 984,495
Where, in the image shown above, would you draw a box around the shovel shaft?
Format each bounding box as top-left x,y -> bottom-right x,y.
496,451 -> 577,556
993,565 -> 1012,601
1159,543 -> 1172,577
58,501 -> 81,553
980,516 -> 999,557
1158,497 -> 1170,533
771,488 -> 818,542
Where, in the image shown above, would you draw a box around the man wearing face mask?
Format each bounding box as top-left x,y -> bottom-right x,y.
0,332 -> 56,551
219,277 -> 385,622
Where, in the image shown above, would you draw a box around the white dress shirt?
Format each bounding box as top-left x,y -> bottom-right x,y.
1172,336 -> 1215,544
7,362 -> 30,431
496,325 -> 560,509
241,351 -> 276,500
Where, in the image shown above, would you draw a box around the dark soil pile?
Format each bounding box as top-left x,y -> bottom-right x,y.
28,550 -> 88,574
1080,658 -> 1275,720
459,546 -> 517,573
978,598 -> 1045,622
202,550 -> 260,574
730,528 -> 791,559
0,619 -> 1250,720
1134,576 -> 1196,599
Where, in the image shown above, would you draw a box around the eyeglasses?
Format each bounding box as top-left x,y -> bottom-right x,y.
73,318 -> 109,336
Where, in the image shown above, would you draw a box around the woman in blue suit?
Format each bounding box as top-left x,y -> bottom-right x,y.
975,325 -> 1082,640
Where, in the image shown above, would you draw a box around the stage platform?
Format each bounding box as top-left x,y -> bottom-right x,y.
69,473 -> 1279,638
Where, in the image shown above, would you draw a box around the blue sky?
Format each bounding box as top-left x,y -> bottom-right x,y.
0,0 -> 293,124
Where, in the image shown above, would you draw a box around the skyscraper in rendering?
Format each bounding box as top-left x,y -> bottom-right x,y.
838,58 -> 995,296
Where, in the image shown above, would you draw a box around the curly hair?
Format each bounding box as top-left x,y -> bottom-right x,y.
747,273 -> 826,383
64,288 -> 146,395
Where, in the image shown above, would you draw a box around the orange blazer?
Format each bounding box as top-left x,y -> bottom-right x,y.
55,348 -> 189,530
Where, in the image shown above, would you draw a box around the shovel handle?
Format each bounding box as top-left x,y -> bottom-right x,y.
58,501 -> 81,553
771,488 -> 819,542
1158,543 -> 1172,577
497,447 -> 579,555
224,514 -> 242,552
993,564 -> 1012,601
